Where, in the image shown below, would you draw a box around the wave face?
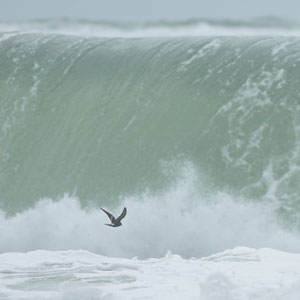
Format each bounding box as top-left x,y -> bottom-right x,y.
1,32 -> 300,257
1,17 -> 300,37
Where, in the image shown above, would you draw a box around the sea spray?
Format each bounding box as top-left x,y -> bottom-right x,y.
1,164 -> 300,258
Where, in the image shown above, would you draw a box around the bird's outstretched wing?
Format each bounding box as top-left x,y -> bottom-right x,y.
100,208 -> 116,223
116,207 -> 127,222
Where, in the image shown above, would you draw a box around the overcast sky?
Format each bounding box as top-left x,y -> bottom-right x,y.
0,0 -> 300,22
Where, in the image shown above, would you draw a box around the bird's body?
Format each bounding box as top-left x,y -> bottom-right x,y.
100,207 -> 127,227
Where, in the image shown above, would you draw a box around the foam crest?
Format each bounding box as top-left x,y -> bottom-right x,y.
1,166 -> 300,258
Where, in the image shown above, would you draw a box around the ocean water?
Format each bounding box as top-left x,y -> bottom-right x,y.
1,18 -> 300,299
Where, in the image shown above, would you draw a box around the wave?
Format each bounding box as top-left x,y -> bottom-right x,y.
1,29 -> 300,298
0,32 -> 300,253
0,33 -> 300,221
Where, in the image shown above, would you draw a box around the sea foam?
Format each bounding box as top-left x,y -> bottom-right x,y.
1,247 -> 300,299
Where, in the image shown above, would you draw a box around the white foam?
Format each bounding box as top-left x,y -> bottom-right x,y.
1,247 -> 300,299
179,39 -> 221,71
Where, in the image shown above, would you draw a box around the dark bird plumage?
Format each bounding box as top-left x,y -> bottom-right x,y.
100,207 -> 127,227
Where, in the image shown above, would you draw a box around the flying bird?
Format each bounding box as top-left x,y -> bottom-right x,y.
100,207 -> 127,227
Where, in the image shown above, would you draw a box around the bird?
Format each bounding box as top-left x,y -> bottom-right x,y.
100,207 -> 127,227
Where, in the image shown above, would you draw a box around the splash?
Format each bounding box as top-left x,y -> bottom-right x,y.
1,165 -> 300,258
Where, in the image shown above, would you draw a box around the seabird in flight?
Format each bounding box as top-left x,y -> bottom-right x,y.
100,207 -> 127,227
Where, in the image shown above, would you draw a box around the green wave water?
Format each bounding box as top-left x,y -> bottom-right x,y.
0,33 -> 300,225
